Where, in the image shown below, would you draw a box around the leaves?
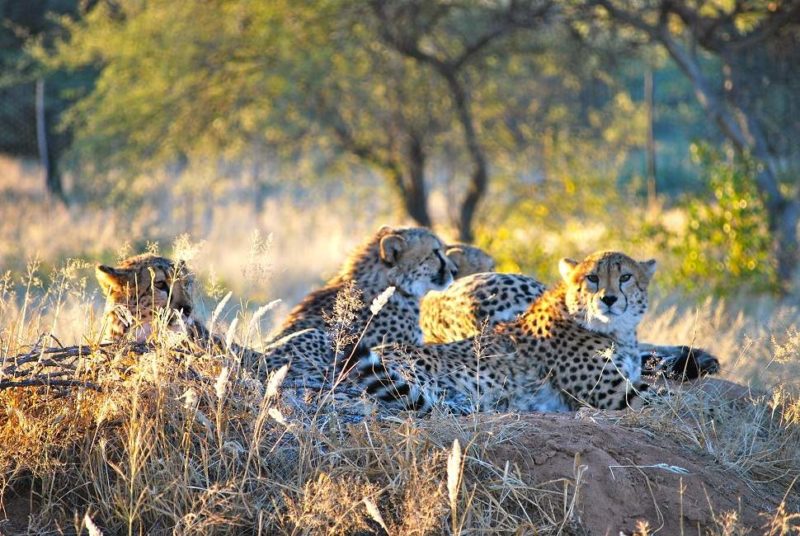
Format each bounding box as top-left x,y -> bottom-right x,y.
669,144 -> 777,295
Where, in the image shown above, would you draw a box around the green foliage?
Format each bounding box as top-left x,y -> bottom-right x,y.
475,117 -> 650,284
474,137 -> 777,298
43,0 -> 459,211
4,0 -> 791,296
663,144 -> 777,296
0,0 -> 93,159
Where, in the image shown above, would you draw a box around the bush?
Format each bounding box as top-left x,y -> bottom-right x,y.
663,144 -> 777,296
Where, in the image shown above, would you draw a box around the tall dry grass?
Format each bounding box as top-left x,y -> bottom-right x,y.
1,308 -> 583,534
2,157 -> 800,533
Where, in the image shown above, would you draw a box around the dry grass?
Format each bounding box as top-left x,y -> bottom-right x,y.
3,254 -> 800,534
0,339 -> 583,534
0,254 -> 584,534
2,158 -> 800,533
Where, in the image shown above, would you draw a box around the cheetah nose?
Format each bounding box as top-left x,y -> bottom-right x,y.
601,295 -> 618,306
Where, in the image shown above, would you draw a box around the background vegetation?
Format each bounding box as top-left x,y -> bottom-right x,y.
2,1 -> 800,532
2,0 -> 798,297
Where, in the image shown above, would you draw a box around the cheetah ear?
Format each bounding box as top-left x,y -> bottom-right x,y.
174,259 -> 194,287
379,234 -> 407,266
639,259 -> 657,281
445,246 -> 466,271
558,258 -> 579,282
96,265 -> 132,295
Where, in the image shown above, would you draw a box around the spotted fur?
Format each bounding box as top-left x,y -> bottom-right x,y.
420,250 -> 719,380
445,244 -> 496,277
253,226 -> 457,377
351,251 -> 658,413
421,272 -> 546,344
96,254 -> 206,343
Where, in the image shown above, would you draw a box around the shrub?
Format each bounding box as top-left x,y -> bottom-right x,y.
663,144 -> 777,296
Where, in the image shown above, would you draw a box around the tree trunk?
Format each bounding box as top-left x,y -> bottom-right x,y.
184,191 -> 195,235
644,68 -> 657,208
772,199 -> 800,293
458,169 -> 487,242
36,79 -> 67,205
328,111 -> 432,228
252,159 -> 270,213
400,136 -> 431,227
203,190 -> 214,236
400,182 -> 432,227
594,0 -> 799,290
656,30 -> 798,289
443,71 -> 488,243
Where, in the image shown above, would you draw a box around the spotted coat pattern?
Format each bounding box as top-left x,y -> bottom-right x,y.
253,226 -> 457,378
420,252 -> 719,380
96,254 -> 206,343
351,252 -> 658,413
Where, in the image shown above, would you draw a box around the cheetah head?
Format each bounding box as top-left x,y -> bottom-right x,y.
446,244 -> 496,278
558,251 -> 656,336
377,226 -> 457,297
96,253 -> 196,342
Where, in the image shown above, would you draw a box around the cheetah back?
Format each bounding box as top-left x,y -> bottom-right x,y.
420,273 -> 545,343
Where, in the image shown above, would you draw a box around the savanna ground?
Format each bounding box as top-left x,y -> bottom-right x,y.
1,158 -> 799,535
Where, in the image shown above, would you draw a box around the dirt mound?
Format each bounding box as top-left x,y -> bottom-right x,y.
476,406 -> 777,533
1,377 -> 788,534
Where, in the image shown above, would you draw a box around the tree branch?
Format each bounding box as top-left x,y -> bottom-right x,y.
0,379 -> 102,391
370,0 -> 539,239
593,0 -> 783,205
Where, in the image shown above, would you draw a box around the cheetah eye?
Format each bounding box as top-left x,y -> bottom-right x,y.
619,274 -> 632,283
154,280 -> 170,292
586,275 -> 599,284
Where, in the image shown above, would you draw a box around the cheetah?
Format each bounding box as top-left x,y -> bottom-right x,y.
415,243 -> 495,343
349,251 -> 663,413
96,253 -> 207,343
97,254 -> 296,375
445,243 -> 496,277
253,226 -> 457,378
420,250 -> 719,381
269,225 -> 456,347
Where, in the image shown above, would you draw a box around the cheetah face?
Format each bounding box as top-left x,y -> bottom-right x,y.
380,228 -> 457,297
96,254 -> 196,342
558,251 -> 656,336
446,244 -> 496,278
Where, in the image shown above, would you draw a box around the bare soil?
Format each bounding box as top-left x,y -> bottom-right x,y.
473,380 -> 781,534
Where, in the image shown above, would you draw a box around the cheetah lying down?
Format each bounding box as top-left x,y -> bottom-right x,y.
421,249 -> 719,381
95,247 -> 715,414
350,251 -> 695,412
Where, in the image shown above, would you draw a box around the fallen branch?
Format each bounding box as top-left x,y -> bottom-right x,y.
0,341 -> 149,392
0,378 -> 102,391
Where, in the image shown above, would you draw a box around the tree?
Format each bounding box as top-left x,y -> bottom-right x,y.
308,9 -> 452,228
370,0 -> 554,241
0,0 -> 92,204
49,1 -> 474,230
51,0 -> 565,240
591,0 -> 800,291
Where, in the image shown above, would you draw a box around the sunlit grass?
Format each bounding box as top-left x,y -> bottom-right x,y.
1,158 -> 799,532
